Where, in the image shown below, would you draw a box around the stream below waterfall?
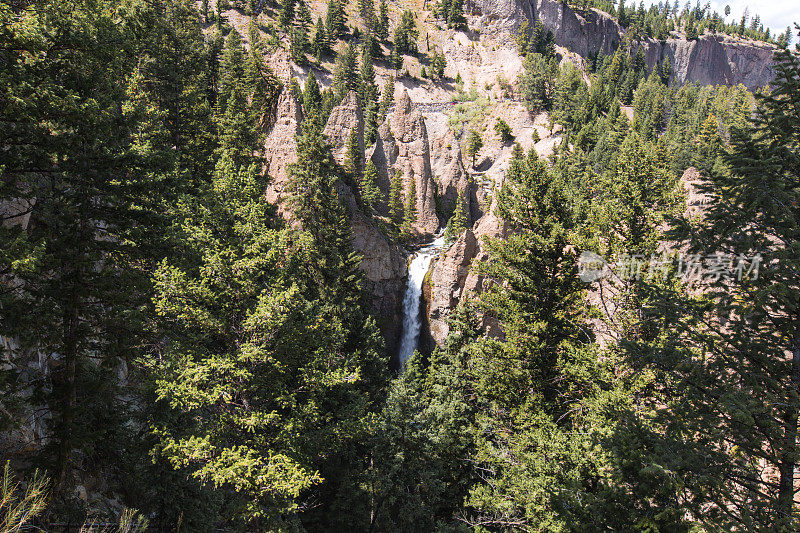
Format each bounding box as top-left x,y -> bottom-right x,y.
397,236 -> 446,368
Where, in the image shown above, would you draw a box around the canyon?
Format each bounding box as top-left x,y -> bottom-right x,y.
248,0 -> 779,357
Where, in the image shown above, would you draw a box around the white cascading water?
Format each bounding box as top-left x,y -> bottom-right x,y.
397,236 -> 446,368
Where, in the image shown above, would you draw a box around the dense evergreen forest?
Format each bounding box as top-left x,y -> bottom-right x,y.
1,0 -> 799,530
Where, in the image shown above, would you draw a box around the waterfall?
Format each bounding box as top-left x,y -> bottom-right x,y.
397,236 -> 446,368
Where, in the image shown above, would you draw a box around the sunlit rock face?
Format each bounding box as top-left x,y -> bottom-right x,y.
468,0 -> 775,90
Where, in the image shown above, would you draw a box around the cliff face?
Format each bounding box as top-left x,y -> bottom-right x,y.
389,90 -> 441,236
640,33 -> 776,89
429,129 -> 481,225
264,85 -> 303,213
264,87 -> 407,353
427,197 -> 508,345
467,0 -> 775,90
369,89 -> 441,238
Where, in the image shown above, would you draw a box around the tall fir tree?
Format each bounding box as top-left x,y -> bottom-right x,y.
332,43 -> 359,100
389,171 -> 404,223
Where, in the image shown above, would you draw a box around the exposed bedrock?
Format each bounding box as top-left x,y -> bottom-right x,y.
467,0 -> 775,90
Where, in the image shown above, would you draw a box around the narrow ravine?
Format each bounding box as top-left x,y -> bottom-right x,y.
397,236 -> 446,368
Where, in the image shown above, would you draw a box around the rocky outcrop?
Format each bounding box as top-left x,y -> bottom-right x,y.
351,213 -> 407,354
323,90 -> 363,166
264,83 -> 407,352
681,166 -> 712,220
535,0 -> 623,57
366,120 -> 396,215
265,85 -> 303,211
385,90 -> 441,237
467,0 -> 775,90
321,90 -> 409,352
426,198 -> 508,345
642,34 -> 775,90
368,90 -> 441,236
429,129 -> 481,224
427,229 -> 478,343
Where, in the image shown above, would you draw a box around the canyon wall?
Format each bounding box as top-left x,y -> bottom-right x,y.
467,0 -> 776,90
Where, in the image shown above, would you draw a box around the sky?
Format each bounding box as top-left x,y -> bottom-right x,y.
639,0 -> 800,41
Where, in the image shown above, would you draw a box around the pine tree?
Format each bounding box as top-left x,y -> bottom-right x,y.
694,113 -> 722,174
364,98 -> 379,146
466,130 -> 483,168
359,38 -> 378,105
303,71 -> 322,121
519,52 -> 557,112
648,42 -> 800,531
389,171 -> 404,223
332,43 -> 358,100
217,30 -> 247,117
447,0 -> 466,29
393,11 -> 418,55
279,0 -> 296,28
463,147 -> 605,528
377,0 -> 390,41
444,194 -> 468,243
326,0 -> 346,43
359,0 -> 375,26
344,130 -> 363,187
290,24 -> 310,64
378,77 -> 395,123
494,118 -> 514,143
296,0 -> 312,30
361,160 -> 384,210
403,178 -> 418,233
312,16 -> 328,58
0,0 -> 207,498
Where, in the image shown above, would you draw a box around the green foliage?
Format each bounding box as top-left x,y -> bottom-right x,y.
393,10 -> 418,56
344,130 -> 363,188
466,130 -> 484,167
312,16 -> 328,58
519,52 -> 559,112
402,178 -> 418,235
279,0 -> 295,27
361,160 -> 384,211
517,19 -> 556,57
443,194 -> 468,243
1,0 -> 793,530
378,77 -> 395,124
376,0 -> 390,41
1,462 -> 49,532
332,43 -> 358,100
647,40 -> 800,531
303,71 -> 322,120
447,0 -> 466,29
494,118 -> 514,143
429,49 -> 447,78
325,0 -> 346,43
389,171 -> 404,223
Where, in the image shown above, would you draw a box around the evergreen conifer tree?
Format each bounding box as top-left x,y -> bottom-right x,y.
444,194 -> 468,243
403,179 -> 418,234
389,172 -> 404,223
332,43 -> 358,100
361,160 -> 384,211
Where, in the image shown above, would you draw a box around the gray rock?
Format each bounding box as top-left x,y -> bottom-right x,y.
468,0 -> 775,90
